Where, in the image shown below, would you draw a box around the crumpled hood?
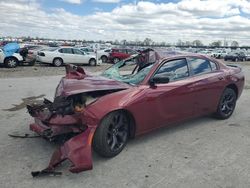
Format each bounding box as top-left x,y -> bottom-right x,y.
56,75 -> 131,97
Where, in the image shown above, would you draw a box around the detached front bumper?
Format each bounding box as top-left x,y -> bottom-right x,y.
31,127 -> 95,177
27,99 -> 97,177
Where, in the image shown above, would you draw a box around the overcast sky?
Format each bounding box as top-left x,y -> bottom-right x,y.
0,0 -> 250,45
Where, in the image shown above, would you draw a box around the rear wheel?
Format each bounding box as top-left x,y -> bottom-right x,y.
4,57 -> 18,68
89,58 -> 96,66
93,111 -> 129,158
235,58 -> 238,62
53,58 -> 63,67
101,55 -> 108,63
214,88 -> 237,119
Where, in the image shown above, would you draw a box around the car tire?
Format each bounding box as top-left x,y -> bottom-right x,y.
214,88 -> 237,120
235,58 -> 238,62
242,58 -> 246,62
93,111 -> 129,158
4,57 -> 18,68
89,58 -> 96,66
113,57 -> 120,63
101,55 -> 108,63
53,58 -> 63,67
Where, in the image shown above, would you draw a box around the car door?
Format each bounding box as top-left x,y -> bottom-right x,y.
58,48 -> 74,64
186,57 -> 226,116
119,49 -> 129,59
137,58 -> 196,133
72,48 -> 89,64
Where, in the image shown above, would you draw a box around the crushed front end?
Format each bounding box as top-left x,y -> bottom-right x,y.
27,94 -> 98,177
26,65 -> 100,177
26,64 -> 130,177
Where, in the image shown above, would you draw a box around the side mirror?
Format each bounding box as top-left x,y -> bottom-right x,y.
149,76 -> 170,87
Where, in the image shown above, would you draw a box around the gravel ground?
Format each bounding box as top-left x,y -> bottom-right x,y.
0,63 -> 112,78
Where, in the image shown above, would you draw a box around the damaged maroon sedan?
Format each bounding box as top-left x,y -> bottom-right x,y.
27,49 -> 244,177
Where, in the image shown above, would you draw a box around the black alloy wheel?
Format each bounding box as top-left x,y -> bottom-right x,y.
93,111 -> 129,158
215,88 -> 236,119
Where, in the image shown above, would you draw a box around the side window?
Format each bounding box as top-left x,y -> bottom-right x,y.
73,49 -> 84,55
210,61 -> 218,71
59,48 -> 73,54
154,59 -> 189,82
187,58 -> 211,75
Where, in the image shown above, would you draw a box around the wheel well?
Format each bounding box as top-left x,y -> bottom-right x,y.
226,84 -> 238,99
4,56 -> 19,64
101,55 -> 107,59
89,58 -> 96,63
53,57 -> 63,63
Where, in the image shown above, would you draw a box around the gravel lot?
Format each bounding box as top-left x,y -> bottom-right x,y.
0,60 -> 250,188
0,63 -> 112,78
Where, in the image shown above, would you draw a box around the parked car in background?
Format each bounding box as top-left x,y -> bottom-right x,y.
109,48 -> 138,63
198,49 -> 213,56
79,47 -> 95,54
212,50 -> 228,59
37,47 -> 98,66
97,49 -> 111,63
27,49 -> 244,176
79,48 -> 111,63
224,52 -> 246,62
0,43 -> 36,68
245,53 -> 250,61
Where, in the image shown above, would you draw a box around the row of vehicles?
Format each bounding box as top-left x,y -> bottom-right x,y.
0,42 -> 139,68
1,43 -> 250,68
199,49 -> 250,62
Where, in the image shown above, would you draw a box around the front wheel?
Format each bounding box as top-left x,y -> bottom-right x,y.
214,88 -> 237,119
93,111 -> 129,158
101,55 -> 108,63
4,57 -> 18,68
89,58 -> 96,66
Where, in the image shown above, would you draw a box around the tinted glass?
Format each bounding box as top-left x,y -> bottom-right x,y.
188,58 -> 211,75
154,59 -> 189,82
73,49 -> 84,55
60,48 -> 73,54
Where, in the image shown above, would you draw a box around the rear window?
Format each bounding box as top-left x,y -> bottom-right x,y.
187,58 -> 217,75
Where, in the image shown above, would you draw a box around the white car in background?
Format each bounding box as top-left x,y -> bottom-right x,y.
79,47 -> 111,63
37,47 -> 98,67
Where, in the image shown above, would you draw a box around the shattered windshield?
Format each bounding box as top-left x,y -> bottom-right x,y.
102,52 -> 156,85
